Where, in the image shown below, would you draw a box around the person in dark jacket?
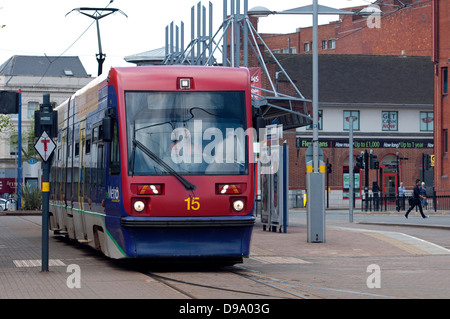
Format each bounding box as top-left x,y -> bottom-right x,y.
405,179 -> 428,219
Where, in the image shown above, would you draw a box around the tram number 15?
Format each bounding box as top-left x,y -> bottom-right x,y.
185,197 -> 200,211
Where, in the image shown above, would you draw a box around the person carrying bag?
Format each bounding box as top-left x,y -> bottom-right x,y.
405,179 -> 428,219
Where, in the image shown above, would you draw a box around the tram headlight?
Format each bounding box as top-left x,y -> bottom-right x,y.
232,199 -> 245,212
133,200 -> 146,212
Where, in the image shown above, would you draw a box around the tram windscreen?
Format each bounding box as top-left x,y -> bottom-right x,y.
125,91 -> 248,176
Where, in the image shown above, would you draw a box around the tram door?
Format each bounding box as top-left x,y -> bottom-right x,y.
78,127 -> 86,211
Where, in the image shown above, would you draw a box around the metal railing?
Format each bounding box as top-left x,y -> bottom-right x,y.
360,190 -> 450,212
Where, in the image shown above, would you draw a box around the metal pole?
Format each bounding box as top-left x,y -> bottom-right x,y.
192,6 -> 195,64
95,18 -> 105,76
197,2 -> 201,65
170,22 -> 174,65
283,142 -> 288,233
223,0 -> 228,66
202,5 -> 206,65
243,0 -> 248,67
326,158 -> 329,208
349,116 -> 354,222
165,25 -> 169,58
181,22 -> 185,57
209,2 -> 213,64
236,0 -> 241,67
312,0 -> 319,172
41,93 -> 51,272
42,158 -> 50,272
230,0 -> 235,67
364,149 -> 369,211
17,89 -> 22,210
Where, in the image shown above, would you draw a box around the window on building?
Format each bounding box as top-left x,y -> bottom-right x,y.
282,48 -> 289,54
328,39 -> 336,50
420,112 -> 434,131
343,110 -> 359,131
307,110 -> 323,130
304,42 -> 310,52
27,102 -> 39,119
273,49 -> 280,54
343,159 -> 361,199
322,40 -> 327,50
443,67 -> 448,95
291,47 -> 297,54
382,111 -> 398,131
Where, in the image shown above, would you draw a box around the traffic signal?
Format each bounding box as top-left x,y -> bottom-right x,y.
35,94 -> 57,138
356,154 -> 364,169
327,163 -> 332,173
424,153 -> 431,170
370,153 -> 379,169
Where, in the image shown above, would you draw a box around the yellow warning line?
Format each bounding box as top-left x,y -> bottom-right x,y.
367,233 -> 428,255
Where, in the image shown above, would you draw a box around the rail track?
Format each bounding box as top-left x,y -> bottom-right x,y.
139,266 -> 318,299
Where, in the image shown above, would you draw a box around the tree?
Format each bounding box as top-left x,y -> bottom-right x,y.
0,114 -> 13,133
9,117 -> 39,162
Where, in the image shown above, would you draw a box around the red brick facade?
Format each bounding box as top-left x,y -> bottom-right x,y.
260,0 -> 433,57
433,0 -> 450,192
245,0 -> 437,202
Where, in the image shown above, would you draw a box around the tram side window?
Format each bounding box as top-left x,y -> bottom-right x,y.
109,119 -> 120,175
97,144 -> 104,186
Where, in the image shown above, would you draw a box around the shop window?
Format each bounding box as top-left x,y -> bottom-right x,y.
343,162 -> 361,199
343,110 -> 359,131
420,112 -> 434,131
382,111 -> 398,131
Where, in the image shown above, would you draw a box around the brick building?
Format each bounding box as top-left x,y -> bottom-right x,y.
270,54 -> 433,207
245,0 -> 437,206
433,0 -> 450,192
260,0 -> 433,57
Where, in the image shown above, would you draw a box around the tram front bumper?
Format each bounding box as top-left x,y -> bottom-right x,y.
119,216 -> 255,259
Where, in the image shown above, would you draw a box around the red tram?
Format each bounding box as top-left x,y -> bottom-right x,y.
50,66 -> 255,262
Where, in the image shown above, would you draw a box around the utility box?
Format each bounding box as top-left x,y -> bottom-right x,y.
306,162 -> 326,243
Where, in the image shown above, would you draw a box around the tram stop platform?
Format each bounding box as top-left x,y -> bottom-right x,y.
0,210 -> 449,299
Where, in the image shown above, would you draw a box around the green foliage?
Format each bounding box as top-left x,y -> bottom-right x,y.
20,184 -> 42,211
0,114 -> 14,133
9,118 -> 39,162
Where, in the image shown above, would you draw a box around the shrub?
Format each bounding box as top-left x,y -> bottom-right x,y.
20,184 -> 42,210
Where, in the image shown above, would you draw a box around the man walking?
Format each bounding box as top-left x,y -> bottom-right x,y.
405,179 -> 428,219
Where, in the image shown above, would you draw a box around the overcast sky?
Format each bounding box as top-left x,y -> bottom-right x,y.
0,0 -> 373,76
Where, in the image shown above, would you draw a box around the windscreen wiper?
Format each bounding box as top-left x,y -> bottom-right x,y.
133,138 -> 196,191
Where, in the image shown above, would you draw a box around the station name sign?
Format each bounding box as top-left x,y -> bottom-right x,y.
296,138 -> 434,149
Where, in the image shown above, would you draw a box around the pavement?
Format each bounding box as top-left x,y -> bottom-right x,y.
0,209 -> 450,299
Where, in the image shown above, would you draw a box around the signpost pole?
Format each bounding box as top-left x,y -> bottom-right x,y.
17,90 -> 22,210
349,116 -> 354,223
34,94 -> 57,272
41,156 -> 50,272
